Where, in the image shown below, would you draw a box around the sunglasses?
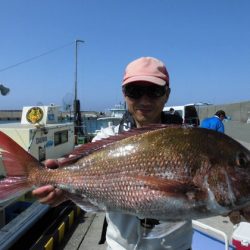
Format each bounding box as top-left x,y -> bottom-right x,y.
123,84 -> 167,99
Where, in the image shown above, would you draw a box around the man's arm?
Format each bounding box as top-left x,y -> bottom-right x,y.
228,207 -> 250,224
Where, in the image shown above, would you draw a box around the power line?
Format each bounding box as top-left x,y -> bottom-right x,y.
0,41 -> 75,73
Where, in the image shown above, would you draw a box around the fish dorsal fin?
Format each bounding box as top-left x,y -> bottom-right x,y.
59,124 -> 181,166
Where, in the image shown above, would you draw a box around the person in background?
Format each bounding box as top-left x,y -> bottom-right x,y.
167,107 -> 183,124
32,57 -> 249,249
169,107 -> 175,115
200,110 -> 227,133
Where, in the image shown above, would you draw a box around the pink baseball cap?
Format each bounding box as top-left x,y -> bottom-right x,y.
122,57 -> 169,86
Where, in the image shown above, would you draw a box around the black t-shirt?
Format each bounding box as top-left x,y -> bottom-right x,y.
118,111 -> 183,133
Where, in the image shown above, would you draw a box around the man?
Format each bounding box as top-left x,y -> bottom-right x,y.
200,110 -> 227,133
32,57 -> 248,249
93,57 -> 193,250
168,107 -> 183,124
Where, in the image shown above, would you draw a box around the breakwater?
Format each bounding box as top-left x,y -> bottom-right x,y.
0,110 -> 22,121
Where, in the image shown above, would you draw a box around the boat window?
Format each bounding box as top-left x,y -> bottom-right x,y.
54,130 -> 68,146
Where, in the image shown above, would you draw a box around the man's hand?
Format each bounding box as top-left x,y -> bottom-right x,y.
32,185 -> 67,207
228,207 -> 250,224
32,159 -> 68,207
43,159 -> 60,169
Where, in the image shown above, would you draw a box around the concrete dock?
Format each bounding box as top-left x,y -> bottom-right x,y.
60,212 -> 107,250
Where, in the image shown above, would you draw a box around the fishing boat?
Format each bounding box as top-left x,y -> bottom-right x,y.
94,103 -> 126,134
0,105 -> 78,249
0,105 -> 74,162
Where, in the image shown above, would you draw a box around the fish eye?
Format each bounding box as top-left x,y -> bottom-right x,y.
236,152 -> 247,167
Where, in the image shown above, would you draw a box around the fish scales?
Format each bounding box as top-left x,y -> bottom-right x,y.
1,126 -> 250,221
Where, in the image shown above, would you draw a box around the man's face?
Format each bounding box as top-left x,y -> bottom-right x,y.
220,115 -> 225,121
123,82 -> 170,127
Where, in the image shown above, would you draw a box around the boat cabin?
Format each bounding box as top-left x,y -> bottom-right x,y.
0,105 -> 74,162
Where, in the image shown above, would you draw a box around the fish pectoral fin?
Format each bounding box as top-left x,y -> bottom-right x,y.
65,193 -> 102,212
136,175 -> 206,200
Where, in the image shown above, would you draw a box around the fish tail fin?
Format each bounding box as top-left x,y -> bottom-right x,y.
0,131 -> 40,202
0,177 -> 32,203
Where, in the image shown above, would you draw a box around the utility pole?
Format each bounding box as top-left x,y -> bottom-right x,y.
73,40 -> 84,141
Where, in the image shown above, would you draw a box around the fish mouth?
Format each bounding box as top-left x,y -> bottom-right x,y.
223,165 -> 250,209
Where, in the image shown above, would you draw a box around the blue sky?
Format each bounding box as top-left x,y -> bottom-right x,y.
1,0 -> 250,111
